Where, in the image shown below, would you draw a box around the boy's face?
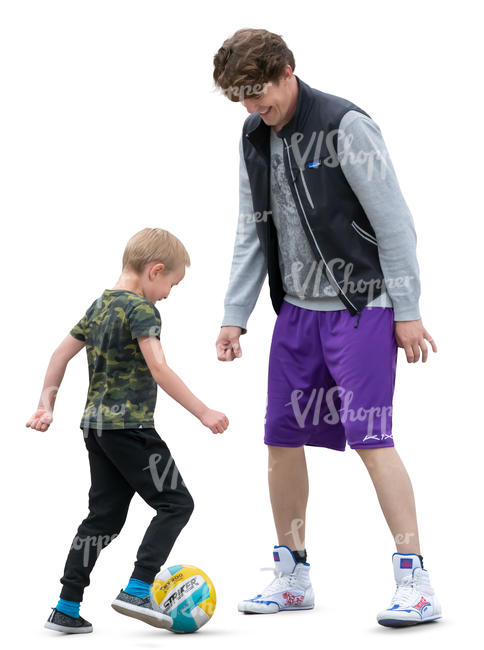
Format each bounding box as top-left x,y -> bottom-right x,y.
148,263 -> 185,303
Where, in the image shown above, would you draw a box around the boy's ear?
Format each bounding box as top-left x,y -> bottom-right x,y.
150,262 -> 165,277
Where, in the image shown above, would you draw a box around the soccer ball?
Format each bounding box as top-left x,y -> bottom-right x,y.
150,564 -> 216,633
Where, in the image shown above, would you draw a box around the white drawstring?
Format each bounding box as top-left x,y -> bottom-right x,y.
390,575 -> 416,607
260,570 -> 297,597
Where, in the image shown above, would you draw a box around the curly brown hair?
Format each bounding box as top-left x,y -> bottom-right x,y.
213,28 -> 295,102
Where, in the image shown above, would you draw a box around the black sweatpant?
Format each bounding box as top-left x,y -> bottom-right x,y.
59,427 -> 194,602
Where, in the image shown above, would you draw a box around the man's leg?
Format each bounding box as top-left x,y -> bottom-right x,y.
320,307 -> 441,625
357,446 -> 443,626
355,446 -> 420,553
263,302 -> 345,554
238,443 -> 314,614
267,445 -> 308,552
238,302 -> 344,614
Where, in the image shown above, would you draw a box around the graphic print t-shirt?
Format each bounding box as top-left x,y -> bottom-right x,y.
70,289 -> 162,430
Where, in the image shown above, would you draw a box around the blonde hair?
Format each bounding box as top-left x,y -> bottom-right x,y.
122,228 -> 190,274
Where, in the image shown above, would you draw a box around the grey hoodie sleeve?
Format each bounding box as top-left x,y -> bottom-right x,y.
221,135 -> 268,334
337,110 -> 421,321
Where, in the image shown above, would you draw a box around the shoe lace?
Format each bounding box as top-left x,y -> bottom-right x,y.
260,570 -> 297,597
390,574 -> 417,607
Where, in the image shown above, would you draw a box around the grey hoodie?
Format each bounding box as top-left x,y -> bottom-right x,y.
222,110 -> 421,333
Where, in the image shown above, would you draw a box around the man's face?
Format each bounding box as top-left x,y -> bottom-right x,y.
240,68 -> 295,131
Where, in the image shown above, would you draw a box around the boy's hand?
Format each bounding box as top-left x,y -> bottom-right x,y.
216,326 -> 242,361
199,408 -> 229,434
26,408 -> 53,432
394,319 -> 437,363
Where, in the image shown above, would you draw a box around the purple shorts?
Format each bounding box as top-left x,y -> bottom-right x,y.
264,301 -> 398,450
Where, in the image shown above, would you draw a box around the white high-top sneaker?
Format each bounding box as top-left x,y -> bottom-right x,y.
238,545 -> 315,614
377,553 -> 442,627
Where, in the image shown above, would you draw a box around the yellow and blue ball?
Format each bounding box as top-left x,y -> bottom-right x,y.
150,564 -> 216,633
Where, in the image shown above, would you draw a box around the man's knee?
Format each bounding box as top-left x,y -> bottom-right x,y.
268,444 -> 305,468
353,445 -> 397,468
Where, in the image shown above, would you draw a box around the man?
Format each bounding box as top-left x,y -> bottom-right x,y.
213,28 -> 441,627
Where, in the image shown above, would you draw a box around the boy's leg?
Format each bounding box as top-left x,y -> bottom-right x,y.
355,446 -> 420,553
59,429 -> 135,603
94,427 -> 194,585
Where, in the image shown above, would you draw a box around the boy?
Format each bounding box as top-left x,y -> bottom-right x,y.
26,227 -> 229,634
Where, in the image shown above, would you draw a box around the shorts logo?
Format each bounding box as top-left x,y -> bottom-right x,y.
273,551 -> 280,562
400,558 -> 413,569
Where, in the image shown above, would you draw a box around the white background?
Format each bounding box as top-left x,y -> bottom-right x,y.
1,0 -> 482,648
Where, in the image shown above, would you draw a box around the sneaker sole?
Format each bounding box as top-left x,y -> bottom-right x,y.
111,600 -> 172,629
44,621 -> 93,634
378,615 -> 442,627
239,604 -> 315,614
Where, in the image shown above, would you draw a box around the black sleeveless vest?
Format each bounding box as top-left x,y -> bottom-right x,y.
242,75 -> 386,318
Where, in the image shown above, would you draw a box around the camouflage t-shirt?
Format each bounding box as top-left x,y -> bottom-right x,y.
70,289 -> 162,430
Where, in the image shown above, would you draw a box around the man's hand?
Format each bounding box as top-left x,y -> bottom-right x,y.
216,326 -> 243,361
394,319 -> 437,363
26,408 -> 53,432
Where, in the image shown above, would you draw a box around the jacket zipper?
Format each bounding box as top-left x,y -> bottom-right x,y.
351,220 -> 378,246
300,168 -> 314,208
282,136 -> 359,316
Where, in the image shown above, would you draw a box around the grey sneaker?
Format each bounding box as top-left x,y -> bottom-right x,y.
44,608 -> 93,634
111,590 -> 173,629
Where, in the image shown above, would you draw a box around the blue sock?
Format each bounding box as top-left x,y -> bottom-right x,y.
124,578 -> 151,598
56,598 -> 80,618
